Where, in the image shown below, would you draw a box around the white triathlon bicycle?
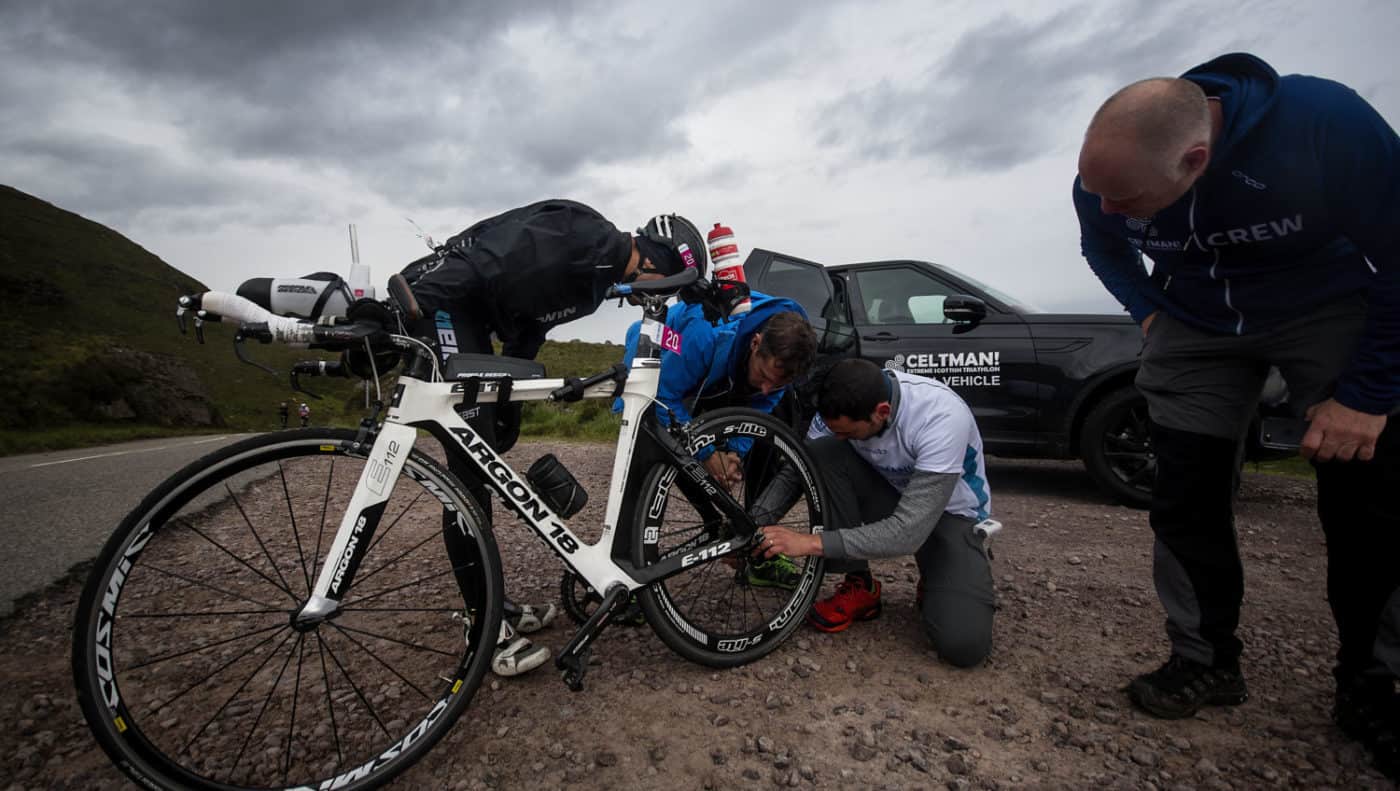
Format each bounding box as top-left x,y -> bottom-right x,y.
72,269 -> 828,790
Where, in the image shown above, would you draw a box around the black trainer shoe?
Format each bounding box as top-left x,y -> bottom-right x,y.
1127,655 -> 1249,719
1333,676 -> 1400,783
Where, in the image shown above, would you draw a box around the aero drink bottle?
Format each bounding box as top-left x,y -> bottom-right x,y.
706,222 -> 751,316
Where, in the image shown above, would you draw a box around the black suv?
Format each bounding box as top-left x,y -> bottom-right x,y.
744,248 -> 1287,507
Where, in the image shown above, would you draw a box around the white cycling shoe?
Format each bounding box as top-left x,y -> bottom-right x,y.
492,621 -> 550,677
508,602 -> 558,635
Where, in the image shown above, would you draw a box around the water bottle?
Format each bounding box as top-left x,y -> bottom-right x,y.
236,273 -> 352,319
348,261 -> 375,301
706,222 -> 751,316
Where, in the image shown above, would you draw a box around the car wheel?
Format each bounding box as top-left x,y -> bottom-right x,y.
1080,385 -> 1154,508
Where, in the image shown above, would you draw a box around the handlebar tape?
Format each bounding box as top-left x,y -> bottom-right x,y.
201,291 -> 315,344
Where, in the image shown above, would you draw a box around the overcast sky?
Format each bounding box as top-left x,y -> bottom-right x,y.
3,0 -> 1397,343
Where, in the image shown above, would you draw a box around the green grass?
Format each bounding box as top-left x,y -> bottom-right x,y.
520,399 -> 622,442
0,184 -> 631,455
1249,454 -> 1316,479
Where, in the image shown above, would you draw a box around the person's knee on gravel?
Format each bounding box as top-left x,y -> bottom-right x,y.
753,359 -> 998,668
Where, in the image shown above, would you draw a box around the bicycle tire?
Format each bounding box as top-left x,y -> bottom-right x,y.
632,408 -> 827,667
72,428 -> 503,790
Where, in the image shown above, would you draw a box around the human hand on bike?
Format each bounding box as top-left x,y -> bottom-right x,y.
703,451 -> 744,486
754,525 -> 822,559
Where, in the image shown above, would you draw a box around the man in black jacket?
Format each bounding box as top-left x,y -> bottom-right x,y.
403,199 -> 708,676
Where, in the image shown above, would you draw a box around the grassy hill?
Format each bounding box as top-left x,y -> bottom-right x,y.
0,185 -> 626,454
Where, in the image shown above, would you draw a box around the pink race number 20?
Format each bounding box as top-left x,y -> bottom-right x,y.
660,326 -> 683,355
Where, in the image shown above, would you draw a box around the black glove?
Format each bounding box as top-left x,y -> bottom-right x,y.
679,278 -> 752,324
340,299 -> 402,378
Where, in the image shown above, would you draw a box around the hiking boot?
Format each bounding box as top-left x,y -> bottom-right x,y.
1334,676 -> 1400,783
807,574 -> 882,633
747,554 -> 801,590
1127,655 -> 1248,719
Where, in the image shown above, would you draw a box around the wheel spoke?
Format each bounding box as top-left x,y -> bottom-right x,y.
278,461 -> 314,596
315,633 -> 345,766
331,623 -> 458,659
138,562 -> 284,611
228,629 -> 302,774
344,562 -> 474,610
353,529 -> 439,589
313,457 -> 336,580
225,484 -> 298,599
284,634 -> 306,785
319,630 -> 392,738
363,489 -> 427,557
338,606 -> 468,614
122,608 -> 286,619
148,623 -> 290,719
126,621 -> 286,672
327,622 -> 435,700
174,517 -> 298,604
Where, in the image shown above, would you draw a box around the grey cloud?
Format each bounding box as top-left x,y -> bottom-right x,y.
814,0 -> 1251,173
1,0 -> 844,228
3,130 -> 324,230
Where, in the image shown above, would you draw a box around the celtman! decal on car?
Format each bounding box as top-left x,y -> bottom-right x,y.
885,351 -> 1001,387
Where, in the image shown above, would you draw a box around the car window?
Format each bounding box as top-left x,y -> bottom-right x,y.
763,258 -> 832,319
929,264 -> 1040,313
908,295 -> 947,323
856,267 -> 958,325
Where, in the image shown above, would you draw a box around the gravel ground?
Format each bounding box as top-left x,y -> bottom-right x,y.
4,440 -> 1396,790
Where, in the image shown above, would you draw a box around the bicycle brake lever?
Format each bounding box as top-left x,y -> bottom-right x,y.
290,368 -> 324,400
233,332 -> 281,376
176,295 -> 197,341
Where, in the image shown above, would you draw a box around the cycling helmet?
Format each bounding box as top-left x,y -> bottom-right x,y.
636,214 -> 708,277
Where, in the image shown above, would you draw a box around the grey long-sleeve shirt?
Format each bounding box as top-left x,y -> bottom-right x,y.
820,469 -> 958,560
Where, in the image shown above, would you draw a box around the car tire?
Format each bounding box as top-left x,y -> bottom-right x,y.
1080,385 -> 1155,508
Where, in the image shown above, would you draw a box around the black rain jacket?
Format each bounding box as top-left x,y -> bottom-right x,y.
404,199 -> 633,359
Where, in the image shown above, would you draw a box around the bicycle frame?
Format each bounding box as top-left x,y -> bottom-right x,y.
294,303 -> 756,627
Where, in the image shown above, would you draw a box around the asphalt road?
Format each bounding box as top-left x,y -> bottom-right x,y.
0,433 -> 252,616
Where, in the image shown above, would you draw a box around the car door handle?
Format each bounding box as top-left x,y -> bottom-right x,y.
862,331 -> 900,341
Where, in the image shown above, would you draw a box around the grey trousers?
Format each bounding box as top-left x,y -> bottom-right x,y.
1137,296 -> 1400,680
808,436 -> 995,668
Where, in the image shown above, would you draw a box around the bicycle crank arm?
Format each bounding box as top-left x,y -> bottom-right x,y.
555,584 -> 633,691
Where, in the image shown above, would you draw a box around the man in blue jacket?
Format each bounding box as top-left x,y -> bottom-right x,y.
1074,53 -> 1399,779
620,291 -> 818,587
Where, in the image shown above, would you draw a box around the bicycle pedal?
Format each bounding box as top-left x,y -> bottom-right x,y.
556,649 -> 588,692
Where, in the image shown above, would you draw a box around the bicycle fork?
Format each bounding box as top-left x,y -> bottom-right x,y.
294,422 -> 420,628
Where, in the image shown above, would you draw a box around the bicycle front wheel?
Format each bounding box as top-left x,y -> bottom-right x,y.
632,407 -> 827,667
72,428 -> 503,790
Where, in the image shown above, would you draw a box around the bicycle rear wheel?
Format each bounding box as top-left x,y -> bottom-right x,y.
632,408 -> 827,667
72,428 -> 503,790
